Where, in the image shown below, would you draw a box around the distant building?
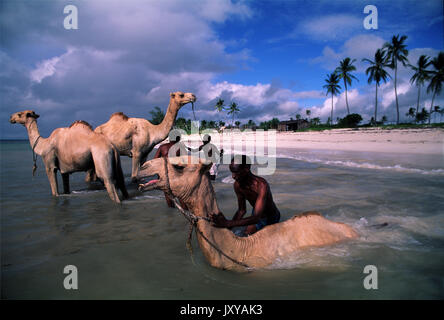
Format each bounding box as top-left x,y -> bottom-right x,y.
278,119 -> 310,131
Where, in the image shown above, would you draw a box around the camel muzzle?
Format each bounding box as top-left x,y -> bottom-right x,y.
137,161 -> 162,191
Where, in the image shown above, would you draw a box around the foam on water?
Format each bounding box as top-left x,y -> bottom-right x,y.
221,176 -> 235,184
266,211 -> 444,270
276,153 -> 444,176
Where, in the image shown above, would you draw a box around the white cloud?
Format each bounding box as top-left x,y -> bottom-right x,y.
30,56 -> 60,83
299,14 -> 362,42
311,34 -> 386,71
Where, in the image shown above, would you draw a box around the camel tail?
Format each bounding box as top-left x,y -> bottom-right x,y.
113,148 -> 129,199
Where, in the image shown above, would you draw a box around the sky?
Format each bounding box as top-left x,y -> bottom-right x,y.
1,0 -> 443,139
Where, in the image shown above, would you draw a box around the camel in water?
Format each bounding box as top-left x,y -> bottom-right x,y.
10,110 -> 128,203
138,156 -> 358,271
94,91 -> 196,182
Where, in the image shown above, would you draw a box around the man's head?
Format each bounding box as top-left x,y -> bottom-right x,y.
230,155 -> 251,182
202,134 -> 211,145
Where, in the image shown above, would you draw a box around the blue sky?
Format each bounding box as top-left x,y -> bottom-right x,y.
1,0 -> 443,139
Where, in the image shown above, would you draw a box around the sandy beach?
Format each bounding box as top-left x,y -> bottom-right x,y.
177,128 -> 444,156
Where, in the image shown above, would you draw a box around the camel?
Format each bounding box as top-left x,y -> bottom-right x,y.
10,110 -> 128,203
137,156 -> 358,271
94,91 -> 196,182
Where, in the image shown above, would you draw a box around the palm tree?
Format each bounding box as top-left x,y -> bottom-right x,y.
247,119 -> 256,129
323,73 -> 341,125
335,57 -> 358,115
383,34 -> 409,124
363,48 -> 391,125
427,52 -> 444,124
409,55 -> 431,114
406,107 -> 416,123
227,102 -> 240,126
214,98 -> 225,120
306,109 -> 311,121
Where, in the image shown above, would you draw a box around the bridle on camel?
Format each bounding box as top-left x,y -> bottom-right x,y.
31,134 -> 41,176
162,157 -> 251,270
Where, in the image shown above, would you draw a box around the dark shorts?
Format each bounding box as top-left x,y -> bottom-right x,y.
255,210 -> 280,231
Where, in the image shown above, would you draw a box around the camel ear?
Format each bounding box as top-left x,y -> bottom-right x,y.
200,162 -> 212,173
26,111 -> 39,119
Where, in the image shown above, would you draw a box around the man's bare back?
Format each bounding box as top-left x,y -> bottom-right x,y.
210,155 -> 280,236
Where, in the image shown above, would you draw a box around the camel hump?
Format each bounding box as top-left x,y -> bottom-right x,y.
110,112 -> 129,121
69,120 -> 94,131
292,211 -> 322,219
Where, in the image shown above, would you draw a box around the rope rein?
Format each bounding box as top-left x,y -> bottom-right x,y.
31,135 -> 41,176
162,157 -> 251,270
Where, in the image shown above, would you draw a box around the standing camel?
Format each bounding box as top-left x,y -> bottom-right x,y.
138,156 -> 358,271
94,92 -> 196,183
10,110 -> 128,203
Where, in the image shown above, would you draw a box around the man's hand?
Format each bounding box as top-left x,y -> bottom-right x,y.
210,212 -> 230,228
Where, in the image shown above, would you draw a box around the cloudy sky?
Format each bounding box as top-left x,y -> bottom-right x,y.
1,0 -> 443,138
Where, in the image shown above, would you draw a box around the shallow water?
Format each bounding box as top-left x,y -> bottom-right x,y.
1,140 -> 444,299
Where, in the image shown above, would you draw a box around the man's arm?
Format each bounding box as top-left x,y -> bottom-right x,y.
211,182 -> 267,229
232,182 -> 246,221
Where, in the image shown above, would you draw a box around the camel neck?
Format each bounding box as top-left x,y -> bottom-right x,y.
25,119 -> 46,155
189,175 -> 255,270
190,174 -> 220,217
153,100 -> 180,144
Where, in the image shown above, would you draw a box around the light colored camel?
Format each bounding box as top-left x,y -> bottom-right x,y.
94,91 -> 196,182
10,110 -> 128,203
138,156 -> 358,271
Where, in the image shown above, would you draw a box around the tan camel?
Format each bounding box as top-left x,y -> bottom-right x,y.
137,156 -> 358,271
10,110 -> 128,203
94,91 -> 196,182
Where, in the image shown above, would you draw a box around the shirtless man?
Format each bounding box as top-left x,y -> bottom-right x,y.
188,134 -> 223,180
210,155 -> 280,236
153,132 -> 188,209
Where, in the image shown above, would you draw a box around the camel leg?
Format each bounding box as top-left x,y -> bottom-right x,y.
46,167 -> 59,196
114,151 -> 129,199
131,151 -> 141,183
62,173 -> 70,194
85,169 -> 97,184
103,178 -> 121,204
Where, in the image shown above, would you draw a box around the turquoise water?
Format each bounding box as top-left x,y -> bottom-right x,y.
1,140 -> 444,299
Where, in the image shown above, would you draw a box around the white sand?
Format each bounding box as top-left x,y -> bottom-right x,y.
176,128 -> 444,155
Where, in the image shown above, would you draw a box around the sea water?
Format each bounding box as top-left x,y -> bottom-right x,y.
1,140 -> 444,299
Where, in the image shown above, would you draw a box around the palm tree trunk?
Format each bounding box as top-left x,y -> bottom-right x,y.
344,79 -> 350,115
375,82 -> 378,125
429,90 -> 436,124
394,61 -> 399,124
331,94 -> 334,125
416,85 -> 421,114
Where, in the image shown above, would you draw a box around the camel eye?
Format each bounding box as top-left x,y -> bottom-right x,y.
180,94 -> 184,98
173,164 -> 185,172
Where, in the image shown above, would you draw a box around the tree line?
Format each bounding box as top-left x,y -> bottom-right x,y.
324,34 -> 443,126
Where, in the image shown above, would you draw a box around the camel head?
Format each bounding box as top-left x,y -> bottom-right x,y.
10,110 -> 40,125
138,156 -> 211,201
169,92 -> 196,111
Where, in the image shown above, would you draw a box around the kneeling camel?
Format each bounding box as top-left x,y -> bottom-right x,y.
138,156 -> 358,271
